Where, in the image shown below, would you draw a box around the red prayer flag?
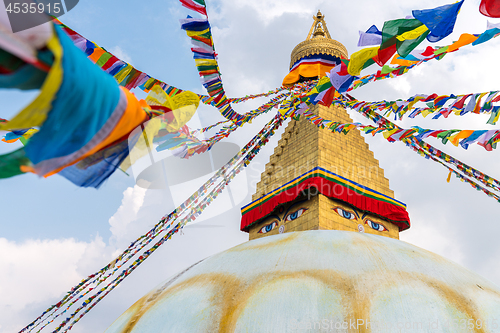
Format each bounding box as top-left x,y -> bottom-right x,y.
375,44 -> 397,66
179,0 -> 208,16
451,94 -> 471,109
422,93 -> 438,102
480,0 -> 500,17
420,46 -> 436,57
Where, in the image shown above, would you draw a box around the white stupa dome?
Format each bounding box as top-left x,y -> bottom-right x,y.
106,231 -> 500,332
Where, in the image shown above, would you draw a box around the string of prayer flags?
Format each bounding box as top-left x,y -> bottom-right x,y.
53,16 -> 295,123
180,1 -> 245,122
227,86 -> 287,104
22,111 -> 285,333
480,0 -> 500,17
350,1 -> 462,76
411,138 -> 500,192
191,119 -> 231,135
406,138 -> 500,199
473,21 -> 500,46
337,95 -> 500,196
53,18 -> 284,110
300,108 -> 500,196
341,7 -> 500,93
347,22 -> 500,93
0,21 -> 201,187
342,90 -> 500,123
299,102 -> 500,151
303,91 -> 500,196
52,18 -> 190,96
171,93 -> 287,153
2,128 -> 37,144
123,91 -> 288,170
293,84 -> 500,196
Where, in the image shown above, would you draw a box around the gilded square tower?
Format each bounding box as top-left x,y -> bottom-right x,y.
240,11 -> 410,241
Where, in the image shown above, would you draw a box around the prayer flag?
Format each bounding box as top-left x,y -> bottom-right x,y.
412,0 -> 464,42
480,0 -> 500,17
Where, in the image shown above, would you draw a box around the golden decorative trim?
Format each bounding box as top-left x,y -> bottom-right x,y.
290,38 -> 348,68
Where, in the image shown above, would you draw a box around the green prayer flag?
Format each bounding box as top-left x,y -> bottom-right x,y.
437,130 -> 460,144
0,148 -> 31,178
381,19 -> 429,58
96,53 -> 113,67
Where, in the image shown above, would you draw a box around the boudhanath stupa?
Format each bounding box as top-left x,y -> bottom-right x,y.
105,11 -> 500,333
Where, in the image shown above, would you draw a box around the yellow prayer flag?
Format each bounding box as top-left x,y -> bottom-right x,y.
474,92 -> 488,114
0,29 -> 64,131
194,59 -> 218,67
407,96 -> 426,111
186,28 -> 210,37
348,46 -> 379,76
114,64 -> 133,84
145,85 -> 200,132
383,128 -> 399,140
421,109 -> 434,118
396,25 -> 429,41
448,130 -> 474,146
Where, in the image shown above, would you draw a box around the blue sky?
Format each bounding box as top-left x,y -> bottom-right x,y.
1,0 -> 500,332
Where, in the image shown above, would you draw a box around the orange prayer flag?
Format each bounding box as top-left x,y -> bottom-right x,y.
88,48 -> 106,63
448,130 -> 474,146
390,56 -> 418,67
448,34 -> 478,52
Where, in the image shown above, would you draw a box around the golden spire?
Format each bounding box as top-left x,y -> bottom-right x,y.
289,10 -> 348,69
308,10 -> 331,39
313,25 -> 325,37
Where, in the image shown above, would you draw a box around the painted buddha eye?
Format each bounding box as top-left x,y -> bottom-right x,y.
365,220 -> 388,232
333,207 -> 356,220
285,208 -> 307,221
258,221 -> 278,234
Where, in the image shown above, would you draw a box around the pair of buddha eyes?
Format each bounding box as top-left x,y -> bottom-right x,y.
257,206 -> 388,233
258,208 -> 307,233
333,207 -> 388,232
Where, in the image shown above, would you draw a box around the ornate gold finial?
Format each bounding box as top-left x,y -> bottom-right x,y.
289,10 -> 348,69
306,9 -> 331,40
313,25 -> 325,37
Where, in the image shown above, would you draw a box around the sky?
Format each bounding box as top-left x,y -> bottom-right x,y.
1,0 -> 500,331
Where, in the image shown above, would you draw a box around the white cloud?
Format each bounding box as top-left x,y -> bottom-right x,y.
108,185 -> 147,245
400,213 -> 465,266
0,236 -> 109,332
108,46 -> 133,66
